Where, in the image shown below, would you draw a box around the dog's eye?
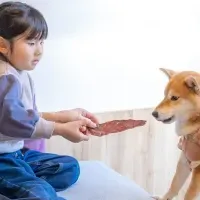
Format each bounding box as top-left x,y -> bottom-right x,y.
171,96 -> 179,101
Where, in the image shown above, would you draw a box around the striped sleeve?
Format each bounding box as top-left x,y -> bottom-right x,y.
0,74 -> 54,139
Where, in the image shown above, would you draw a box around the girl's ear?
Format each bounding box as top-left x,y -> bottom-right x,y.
0,37 -> 9,55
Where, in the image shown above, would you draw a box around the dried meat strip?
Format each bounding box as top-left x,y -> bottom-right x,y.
85,119 -> 146,136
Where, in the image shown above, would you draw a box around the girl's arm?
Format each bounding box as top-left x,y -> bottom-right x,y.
0,74 -> 55,139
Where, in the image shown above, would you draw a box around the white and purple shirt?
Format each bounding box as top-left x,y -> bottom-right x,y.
0,60 -> 55,153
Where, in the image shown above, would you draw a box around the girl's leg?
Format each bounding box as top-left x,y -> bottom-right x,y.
0,151 -> 65,200
24,149 -> 80,192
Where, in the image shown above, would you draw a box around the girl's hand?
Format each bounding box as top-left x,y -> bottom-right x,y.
56,108 -> 99,125
53,118 -> 97,143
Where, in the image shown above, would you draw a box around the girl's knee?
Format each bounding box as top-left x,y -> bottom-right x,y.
52,156 -> 80,192
62,156 -> 80,188
71,157 -> 80,184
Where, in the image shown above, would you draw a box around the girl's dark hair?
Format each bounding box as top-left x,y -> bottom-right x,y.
0,1 -> 48,40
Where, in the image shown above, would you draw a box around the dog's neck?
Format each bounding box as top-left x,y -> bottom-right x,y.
175,111 -> 200,136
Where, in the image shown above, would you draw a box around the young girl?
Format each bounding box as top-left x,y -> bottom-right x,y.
0,1 -> 99,199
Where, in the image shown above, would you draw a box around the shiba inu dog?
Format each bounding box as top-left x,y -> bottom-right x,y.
152,68 -> 200,200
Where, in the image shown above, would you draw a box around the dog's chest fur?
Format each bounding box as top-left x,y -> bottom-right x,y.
175,114 -> 200,136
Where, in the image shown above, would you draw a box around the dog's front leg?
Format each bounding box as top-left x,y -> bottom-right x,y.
184,166 -> 200,200
153,152 -> 191,200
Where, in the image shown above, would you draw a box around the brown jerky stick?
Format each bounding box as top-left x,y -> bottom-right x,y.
85,119 -> 146,136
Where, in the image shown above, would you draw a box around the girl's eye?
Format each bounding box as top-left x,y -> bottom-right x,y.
28,41 -> 35,46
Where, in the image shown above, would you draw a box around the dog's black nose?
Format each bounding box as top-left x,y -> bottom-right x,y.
152,111 -> 158,118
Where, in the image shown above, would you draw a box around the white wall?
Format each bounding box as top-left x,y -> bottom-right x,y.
9,0 -> 200,112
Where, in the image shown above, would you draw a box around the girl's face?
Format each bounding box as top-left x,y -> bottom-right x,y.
6,32 -> 44,71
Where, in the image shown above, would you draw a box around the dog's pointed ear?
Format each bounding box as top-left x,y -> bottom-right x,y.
159,68 -> 176,79
185,76 -> 200,95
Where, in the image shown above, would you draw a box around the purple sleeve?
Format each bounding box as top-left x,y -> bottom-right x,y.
0,74 -> 39,138
0,74 -> 55,139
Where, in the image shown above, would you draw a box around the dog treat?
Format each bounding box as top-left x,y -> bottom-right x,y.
85,119 -> 146,136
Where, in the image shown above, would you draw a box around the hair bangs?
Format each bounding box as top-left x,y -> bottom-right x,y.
25,11 -> 48,40
0,2 -> 48,40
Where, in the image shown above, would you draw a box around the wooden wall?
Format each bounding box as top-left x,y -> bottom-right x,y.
46,108 -> 191,199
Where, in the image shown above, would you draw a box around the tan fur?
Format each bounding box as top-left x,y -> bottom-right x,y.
152,68 -> 200,200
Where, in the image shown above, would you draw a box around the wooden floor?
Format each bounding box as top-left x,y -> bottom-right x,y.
46,108 -> 191,199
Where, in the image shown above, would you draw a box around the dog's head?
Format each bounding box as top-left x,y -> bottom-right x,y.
152,68 -> 200,124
